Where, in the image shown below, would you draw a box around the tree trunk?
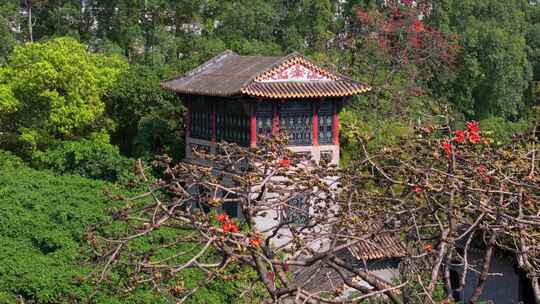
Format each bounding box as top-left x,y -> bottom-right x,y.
26,0 -> 33,42
469,233 -> 497,303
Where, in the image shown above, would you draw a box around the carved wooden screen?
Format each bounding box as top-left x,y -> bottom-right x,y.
282,193 -> 309,225
256,102 -> 273,141
190,97 -> 211,140
280,101 -> 312,146
216,100 -> 249,146
318,100 -> 333,144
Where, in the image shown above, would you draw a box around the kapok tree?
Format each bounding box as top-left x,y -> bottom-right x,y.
343,117 -> 540,302
88,134 -> 407,304
90,118 -> 540,303
345,0 -> 459,113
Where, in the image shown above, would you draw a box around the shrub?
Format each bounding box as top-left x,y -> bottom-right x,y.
31,139 -> 134,183
478,116 -> 531,145
0,149 -> 24,168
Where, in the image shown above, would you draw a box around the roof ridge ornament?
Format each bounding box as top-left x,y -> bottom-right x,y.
253,54 -> 339,83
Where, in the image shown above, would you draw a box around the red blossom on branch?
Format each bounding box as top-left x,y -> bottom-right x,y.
453,130 -> 466,143
468,132 -> 481,144
357,10 -> 374,24
467,121 -> 480,133
411,20 -> 425,33
222,221 -> 239,233
442,141 -> 452,157
412,186 -> 423,193
216,213 -> 230,223
249,236 -> 262,247
279,157 -> 290,168
401,0 -> 414,6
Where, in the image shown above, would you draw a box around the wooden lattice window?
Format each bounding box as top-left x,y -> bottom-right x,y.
280,101 -> 312,146
216,101 -> 250,146
256,102 -> 273,141
190,97 -> 211,140
318,101 -> 333,144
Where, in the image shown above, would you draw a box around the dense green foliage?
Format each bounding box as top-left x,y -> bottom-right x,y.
31,140 -> 134,183
0,154 -> 124,303
0,153 -> 264,303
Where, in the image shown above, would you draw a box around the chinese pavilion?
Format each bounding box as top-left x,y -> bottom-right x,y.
161,50 -> 371,164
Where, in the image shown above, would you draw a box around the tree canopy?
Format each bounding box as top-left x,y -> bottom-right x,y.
0,37 -> 126,154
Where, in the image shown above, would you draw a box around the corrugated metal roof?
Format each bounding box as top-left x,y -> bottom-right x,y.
161,50 -> 371,99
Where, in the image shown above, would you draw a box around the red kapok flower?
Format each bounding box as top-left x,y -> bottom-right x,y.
412,20 -> 425,32
216,213 -> 230,223
466,121 -> 480,133
222,221 -> 239,233
356,9 -> 374,24
468,131 -> 481,144
249,236 -> 262,247
453,130 -> 466,143
412,186 -> 423,193
279,158 -> 290,168
442,141 -> 452,157
401,0 -> 413,6
392,8 -> 402,19
424,244 -> 433,253
476,165 -> 487,175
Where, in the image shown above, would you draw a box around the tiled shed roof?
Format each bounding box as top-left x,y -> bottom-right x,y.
161,50 -> 371,99
348,234 -> 407,261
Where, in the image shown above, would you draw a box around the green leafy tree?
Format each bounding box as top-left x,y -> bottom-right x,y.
0,37 -> 127,155
105,64 -> 183,159
431,0 -> 533,119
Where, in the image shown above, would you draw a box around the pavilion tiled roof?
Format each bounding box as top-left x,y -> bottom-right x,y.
161,50 -> 371,99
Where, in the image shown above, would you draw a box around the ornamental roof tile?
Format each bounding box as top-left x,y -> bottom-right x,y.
161,50 -> 371,99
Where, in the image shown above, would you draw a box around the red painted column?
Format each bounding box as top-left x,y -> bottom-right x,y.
272,101 -> 280,135
211,102 -> 217,143
249,103 -> 257,148
332,98 -> 340,145
312,100 -> 319,146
